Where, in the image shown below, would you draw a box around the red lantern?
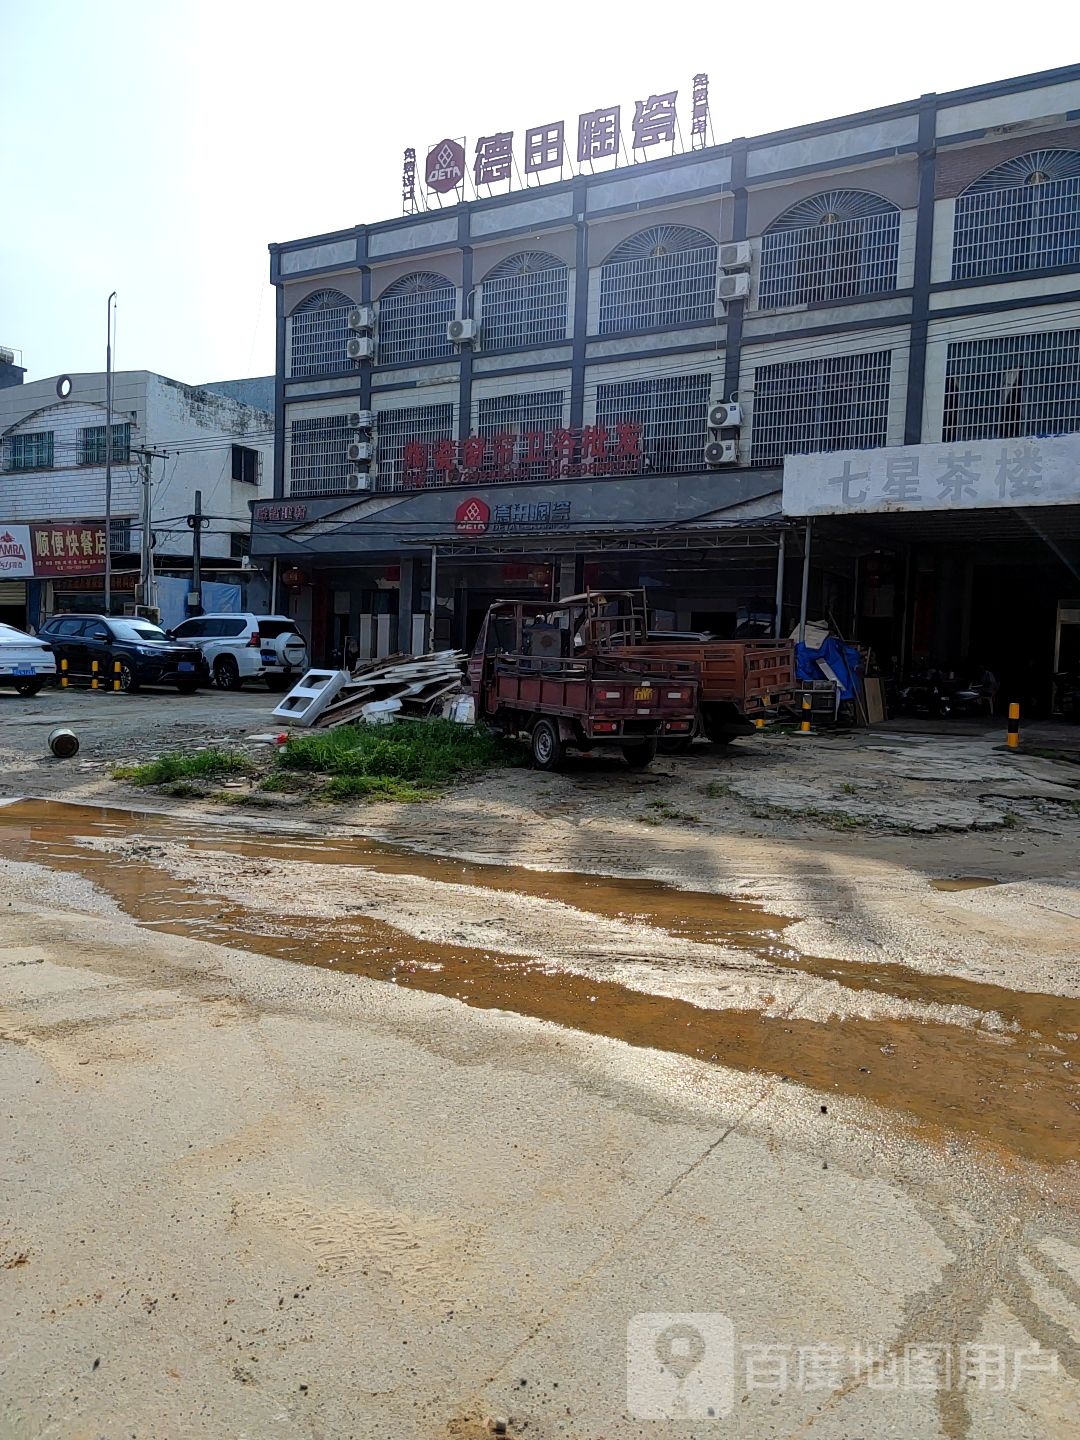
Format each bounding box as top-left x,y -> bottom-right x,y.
281,567 -> 306,588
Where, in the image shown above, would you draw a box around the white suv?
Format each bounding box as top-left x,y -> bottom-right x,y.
169,614 -> 309,691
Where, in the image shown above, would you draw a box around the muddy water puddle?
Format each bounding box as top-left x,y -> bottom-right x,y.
2,799 -> 1078,1165
931,876 -> 1001,892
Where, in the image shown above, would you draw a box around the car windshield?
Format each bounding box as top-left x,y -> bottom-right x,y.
109,621 -> 168,643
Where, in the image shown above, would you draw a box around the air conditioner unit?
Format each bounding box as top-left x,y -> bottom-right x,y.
718,241 -> 752,271
347,410 -> 374,430
347,440 -> 374,463
709,400 -> 743,430
704,439 -> 738,467
345,469 -> 373,493
348,305 -> 375,331
347,336 -> 374,361
717,272 -> 751,303
447,317 -> 478,345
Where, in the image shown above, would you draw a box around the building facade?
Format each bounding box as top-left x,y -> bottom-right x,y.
0,370 -> 273,629
253,63 -> 1080,699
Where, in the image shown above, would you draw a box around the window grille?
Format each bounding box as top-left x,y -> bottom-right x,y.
289,414 -> 353,496
110,518 -> 132,553
290,290 -> 356,379
598,226 -> 718,335
78,422 -> 131,466
759,191 -> 900,309
480,252 -> 569,350
594,372 -> 712,473
375,402 -> 455,491
750,351 -> 892,464
476,389 -> 565,479
942,327 -> 1080,443
4,430 -> 54,471
952,150 -> 1080,280
377,272 -> 456,365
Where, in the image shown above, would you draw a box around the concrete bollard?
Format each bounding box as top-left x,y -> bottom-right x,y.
48,727 -> 80,758
1007,701 -> 1020,751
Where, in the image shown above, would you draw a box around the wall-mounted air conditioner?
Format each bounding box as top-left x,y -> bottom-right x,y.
347,336 -> 374,361
718,241 -> 752,271
708,400 -> 743,430
347,440 -> 373,463
347,411 -> 375,430
717,272 -> 751,303
348,306 -> 375,332
447,317 -> 478,345
346,469 -> 373,493
704,439 -> 738,467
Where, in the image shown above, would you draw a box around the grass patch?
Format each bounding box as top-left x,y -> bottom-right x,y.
703,779 -> 732,799
114,748 -> 255,787
277,719 -> 519,798
257,771 -> 314,795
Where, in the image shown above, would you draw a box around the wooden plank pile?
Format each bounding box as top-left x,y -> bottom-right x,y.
313,651 -> 469,729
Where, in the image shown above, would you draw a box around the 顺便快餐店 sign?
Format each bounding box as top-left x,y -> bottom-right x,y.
410,75 -> 711,207
782,434 -> 1080,517
0,521 -> 109,577
404,423 -> 643,489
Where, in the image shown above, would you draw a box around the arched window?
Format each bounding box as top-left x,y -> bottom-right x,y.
952,149 -> 1080,279
377,272 -> 456,365
289,289 -> 355,379
759,191 -> 900,310
598,225 -> 718,335
481,252 -> 569,351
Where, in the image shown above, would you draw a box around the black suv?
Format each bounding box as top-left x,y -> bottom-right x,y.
39,614 -> 209,694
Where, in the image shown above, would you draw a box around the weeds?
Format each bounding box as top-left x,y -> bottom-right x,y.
703,780 -> 732,799
278,719 -> 520,796
114,749 -> 255,787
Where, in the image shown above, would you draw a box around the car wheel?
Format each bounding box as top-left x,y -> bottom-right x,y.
265,673 -> 290,692
530,718 -> 564,771
117,661 -> 138,693
213,655 -> 242,691
622,738 -> 658,769
14,680 -> 43,697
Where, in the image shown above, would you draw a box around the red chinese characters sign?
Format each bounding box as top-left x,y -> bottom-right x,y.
30,522 -> 108,576
404,423 -> 643,490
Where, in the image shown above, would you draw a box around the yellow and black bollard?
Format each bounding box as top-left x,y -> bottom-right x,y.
91,659 -> 99,691
1007,701 -> 1021,751
112,660 -> 122,692
60,658 -> 69,689
800,695 -> 812,734
756,693 -> 770,729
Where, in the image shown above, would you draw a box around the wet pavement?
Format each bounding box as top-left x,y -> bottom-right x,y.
3,798 -> 1078,1167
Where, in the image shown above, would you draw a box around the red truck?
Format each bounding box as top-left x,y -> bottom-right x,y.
468,592 -> 698,770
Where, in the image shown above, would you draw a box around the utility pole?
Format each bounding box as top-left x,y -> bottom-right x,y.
104,291 -> 117,614
133,448 -> 160,614
187,489 -> 205,616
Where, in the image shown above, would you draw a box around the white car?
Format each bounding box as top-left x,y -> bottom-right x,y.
168,613 -> 309,691
0,622 -> 57,697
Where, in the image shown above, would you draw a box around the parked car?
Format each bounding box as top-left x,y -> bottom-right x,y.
0,622 -> 56,696
38,614 -> 208,694
168,613 -> 309,691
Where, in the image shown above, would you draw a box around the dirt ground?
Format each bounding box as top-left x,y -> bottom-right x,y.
2,686 -> 1080,1437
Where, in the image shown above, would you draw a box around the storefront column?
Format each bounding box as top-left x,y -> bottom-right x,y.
557,554 -> 583,599
773,531 -> 786,639
398,557 -> 426,656
798,519 -> 813,644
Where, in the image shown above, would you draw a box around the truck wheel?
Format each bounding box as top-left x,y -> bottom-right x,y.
622,738 -> 657,768
531,718 -> 564,771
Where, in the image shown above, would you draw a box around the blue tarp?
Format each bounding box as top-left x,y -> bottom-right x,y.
795,636 -> 863,701
156,577 -> 242,631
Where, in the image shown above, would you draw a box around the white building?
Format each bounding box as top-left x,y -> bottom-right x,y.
0,370 -> 272,627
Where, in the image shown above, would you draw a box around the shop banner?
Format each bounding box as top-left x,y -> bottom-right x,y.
0,525 -> 34,578
28,522 -> 108,576
783,433 -> 1080,517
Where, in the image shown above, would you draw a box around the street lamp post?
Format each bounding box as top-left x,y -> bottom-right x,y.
104,291 -> 117,614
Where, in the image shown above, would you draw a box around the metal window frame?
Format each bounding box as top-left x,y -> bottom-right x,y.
750,351 -> 893,464
377,275 -> 457,366
480,258 -> 569,351
77,422 -> 131,467
290,290 -> 358,380
942,326 -> 1080,443
475,389 -> 565,480
289,414 -> 354,497
598,245 -> 717,335
374,402 -> 456,491
952,176 -> 1080,280
759,210 -> 900,309
594,372 -> 713,473
5,430 -> 54,471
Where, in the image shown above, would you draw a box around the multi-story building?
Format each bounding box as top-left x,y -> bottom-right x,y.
0,370 -> 273,629
253,63 -> 1080,704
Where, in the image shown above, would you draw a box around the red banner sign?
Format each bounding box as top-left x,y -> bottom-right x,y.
405,423 -> 643,490
29,522 -> 108,576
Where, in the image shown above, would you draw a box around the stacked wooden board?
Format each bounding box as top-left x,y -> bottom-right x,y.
312,651 -> 469,729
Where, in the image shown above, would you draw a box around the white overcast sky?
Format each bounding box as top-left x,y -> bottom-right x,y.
1,0 -> 1070,387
